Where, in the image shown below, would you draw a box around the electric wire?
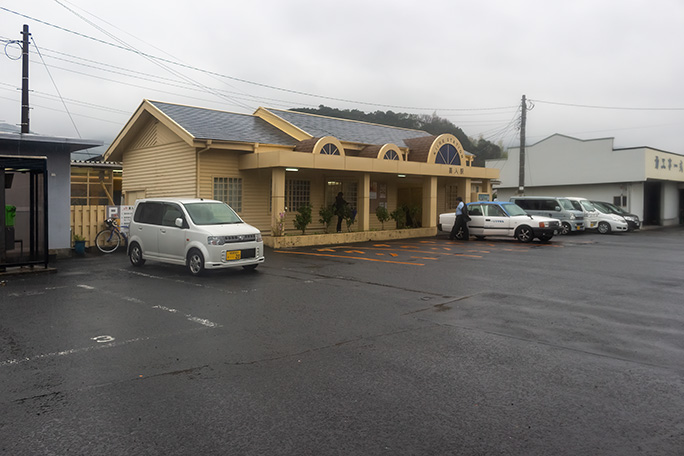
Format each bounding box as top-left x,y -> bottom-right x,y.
30,35 -> 81,137
0,6 -> 518,113
48,0 -> 253,111
531,99 -> 684,111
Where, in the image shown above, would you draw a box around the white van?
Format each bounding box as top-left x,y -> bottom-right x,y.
564,197 -> 601,230
127,198 -> 264,275
509,196 -> 585,235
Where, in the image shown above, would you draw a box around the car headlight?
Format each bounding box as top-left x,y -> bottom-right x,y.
255,232 -> 263,242
569,214 -> 576,220
207,236 -> 225,246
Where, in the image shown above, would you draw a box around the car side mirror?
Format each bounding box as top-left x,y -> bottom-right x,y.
175,217 -> 184,228
554,206 -> 561,211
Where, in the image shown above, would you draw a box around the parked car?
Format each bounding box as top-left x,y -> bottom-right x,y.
439,201 -> 561,243
509,196 -> 585,235
591,201 -> 641,231
128,198 -> 264,275
581,201 -> 629,234
564,197 -> 600,230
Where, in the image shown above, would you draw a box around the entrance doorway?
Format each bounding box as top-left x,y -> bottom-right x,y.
643,181 -> 662,226
397,186 -> 422,228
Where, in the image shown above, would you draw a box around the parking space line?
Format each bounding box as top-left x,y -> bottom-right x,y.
0,327 -> 207,368
274,250 -> 425,266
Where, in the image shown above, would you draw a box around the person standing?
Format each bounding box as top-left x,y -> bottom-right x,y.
334,192 -> 347,232
450,196 -> 469,240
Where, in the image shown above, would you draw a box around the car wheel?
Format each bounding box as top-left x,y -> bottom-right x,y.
538,233 -> 553,243
515,226 -> 534,243
242,264 -> 258,271
597,221 -> 611,234
560,222 -> 571,235
187,249 -> 205,276
129,242 -> 145,266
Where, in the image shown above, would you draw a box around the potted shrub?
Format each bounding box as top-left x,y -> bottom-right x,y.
73,234 -> 86,255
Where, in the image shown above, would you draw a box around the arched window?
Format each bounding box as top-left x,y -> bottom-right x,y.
435,144 -> 461,165
383,149 -> 399,160
320,143 -> 340,155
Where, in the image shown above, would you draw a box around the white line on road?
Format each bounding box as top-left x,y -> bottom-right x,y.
0,328 -> 206,368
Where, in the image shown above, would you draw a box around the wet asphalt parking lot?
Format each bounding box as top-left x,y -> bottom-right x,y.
1,227 -> 684,455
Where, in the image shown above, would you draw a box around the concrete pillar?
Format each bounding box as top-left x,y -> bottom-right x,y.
464,178 -> 472,203
358,173 -> 371,231
271,168 -> 286,235
422,176 -> 437,228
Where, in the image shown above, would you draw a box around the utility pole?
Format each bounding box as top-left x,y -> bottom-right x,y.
517,94 -> 527,195
21,24 -> 30,134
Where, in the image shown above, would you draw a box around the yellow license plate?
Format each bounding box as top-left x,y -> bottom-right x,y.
226,250 -> 241,261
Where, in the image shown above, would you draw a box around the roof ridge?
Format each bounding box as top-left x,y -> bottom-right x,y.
147,100 -> 254,118
264,107 -> 430,135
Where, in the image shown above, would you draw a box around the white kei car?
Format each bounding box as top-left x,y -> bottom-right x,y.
439,201 -> 562,243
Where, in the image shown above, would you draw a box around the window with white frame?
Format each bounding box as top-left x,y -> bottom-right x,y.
213,177 -> 242,212
285,179 -> 311,212
325,180 -> 357,210
613,195 -> 627,207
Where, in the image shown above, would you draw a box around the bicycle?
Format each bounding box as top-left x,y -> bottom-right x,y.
94,218 -> 128,253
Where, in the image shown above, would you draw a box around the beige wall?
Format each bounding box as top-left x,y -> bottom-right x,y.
122,119 -> 196,201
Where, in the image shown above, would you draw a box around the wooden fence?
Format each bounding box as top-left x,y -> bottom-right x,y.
70,205 -> 108,247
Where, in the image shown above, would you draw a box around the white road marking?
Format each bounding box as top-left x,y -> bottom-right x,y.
0,329 -> 205,368
152,305 -> 220,328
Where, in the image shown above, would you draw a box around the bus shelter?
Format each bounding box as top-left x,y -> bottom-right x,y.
1,155 -> 49,270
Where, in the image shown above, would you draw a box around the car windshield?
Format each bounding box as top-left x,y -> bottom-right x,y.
184,202 -> 242,225
604,202 -> 626,215
558,198 -> 576,211
501,203 -> 527,216
591,201 -> 611,214
580,200 -> 596,212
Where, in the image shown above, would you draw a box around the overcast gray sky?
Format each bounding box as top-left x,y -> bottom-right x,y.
1,0 -> 683,157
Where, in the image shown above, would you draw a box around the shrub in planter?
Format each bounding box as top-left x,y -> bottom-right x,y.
390,208 -> 406,229
375,206 -> 390,230
293,204 -> 312,234
319,205 -> 334,233
343,207 -> 357,232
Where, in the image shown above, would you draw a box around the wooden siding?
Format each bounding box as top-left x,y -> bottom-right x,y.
123,141 -> 196,198
70,205 -> 108,246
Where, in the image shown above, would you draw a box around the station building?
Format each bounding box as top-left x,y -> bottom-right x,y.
104,100 -> 499,244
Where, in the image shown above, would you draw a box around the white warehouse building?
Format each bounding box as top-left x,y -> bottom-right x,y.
487,134 -> 684,227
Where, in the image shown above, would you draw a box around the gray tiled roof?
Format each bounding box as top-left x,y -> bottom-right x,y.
265,108 -> 432,147
149,101 -> 298,146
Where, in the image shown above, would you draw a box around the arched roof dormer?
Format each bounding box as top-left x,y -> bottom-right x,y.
295,136 -> 345,156
313,136 -> 345,156
404,134 -> 465,165
378,143 -> 402,161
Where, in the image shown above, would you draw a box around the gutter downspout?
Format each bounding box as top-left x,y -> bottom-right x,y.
196,140 -> 212,197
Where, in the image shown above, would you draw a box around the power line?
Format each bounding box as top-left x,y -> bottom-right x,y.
532,99 -> 684,111
30,35 -> 81,137
0,6 -> 518,113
